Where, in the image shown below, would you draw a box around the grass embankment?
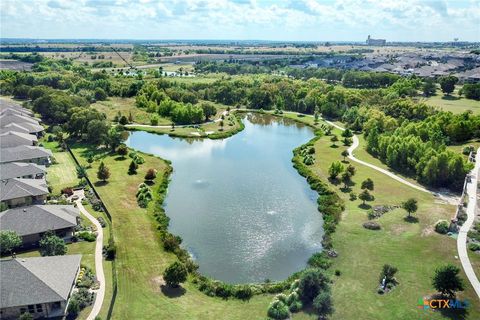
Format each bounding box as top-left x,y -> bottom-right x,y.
309,128 -> 479,320
70,144 -> 279,320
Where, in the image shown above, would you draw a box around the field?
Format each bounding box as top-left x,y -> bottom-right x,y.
421,86 -> 480,114
42,141 -> 80,194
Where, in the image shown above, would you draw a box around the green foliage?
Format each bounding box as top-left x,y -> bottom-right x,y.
97,161 -> 110,182
117,144 -> 128,157
435,220 -> 450,234
0,230 -> 22,255
468,243 -> 480,251
19,312 -> 33,320
422,79 -> 436,97
39,231 -> 67,256
77,231 -> 96,242
432,264 -> 464,297
200,102 -> 217,120
462,83 -> 480,100
439,75 -> 458,95
267,300 -> 289,320
163,261 -> 188,287
359,189 -> 374,205
361,178 -> 374,191
136,183 -> 153,208
144,168 -> 157,181
298,268 -> 331,304
313,291 -> 334,317
307,252 -> 332,270
128,160 -> 138,175
401,198 -> 418,217
379,264 -> 398,285
328,161 -> 344,179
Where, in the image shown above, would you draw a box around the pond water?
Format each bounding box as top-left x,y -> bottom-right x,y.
126,113 -> 323,283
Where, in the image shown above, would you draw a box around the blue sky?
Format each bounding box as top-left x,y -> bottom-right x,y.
1,0 -> 479,41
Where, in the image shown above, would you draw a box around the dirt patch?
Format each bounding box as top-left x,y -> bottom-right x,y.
150,276 -> 165,293
390,224 -> 408,235
421,225 -> 434,236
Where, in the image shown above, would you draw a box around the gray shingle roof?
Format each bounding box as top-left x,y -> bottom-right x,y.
0,205 -> 79,236
0,121 -> 44,134
0,100 -> 33,116
0,162 -> 46,180
0,107 -> 34,117
0,255 -> 81,308
0,131 -> 37,148
0,178 -> 48,201
0,114 -> 39,126
0,145 -> 52,164
0,123 -> 31,135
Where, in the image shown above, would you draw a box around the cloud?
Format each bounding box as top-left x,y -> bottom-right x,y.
0,0 -> 478,41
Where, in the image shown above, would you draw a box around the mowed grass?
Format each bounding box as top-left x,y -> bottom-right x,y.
309,129 -> 479,320
41,140 -> 80,194
91,97 -> 169,125
70,144 -> 279,320
421,86 -> 480,114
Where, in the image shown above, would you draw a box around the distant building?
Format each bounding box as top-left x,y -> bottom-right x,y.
366,35 -> 386,46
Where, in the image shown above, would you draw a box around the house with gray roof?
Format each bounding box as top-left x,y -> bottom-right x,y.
0,145 -> 52,165
0,162 -> 46,180
0,178 -> 48,208
0,123 -> 31,135
0,205 -> 79,247
0,107 -> 35,118
0,131 -> 38,148
0,113 -> 39,126
0,121 -> 44,136
0,255 -> 81,319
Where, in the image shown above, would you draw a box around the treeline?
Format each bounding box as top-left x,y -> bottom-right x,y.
0,53 -> 44,63
342,101 -> 479,190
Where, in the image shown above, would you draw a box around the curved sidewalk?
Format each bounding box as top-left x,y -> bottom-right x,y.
76,198 -> 106,320
456,148 -> 480,299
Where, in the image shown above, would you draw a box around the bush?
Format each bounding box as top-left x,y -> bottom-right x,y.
105,237 -> 116,260
298,269 -> 331,304
349,192 -> 357,201
313,291 -> 334,317
468,243 -> 480,251
77,231 -> 96,242
267,300 -> 289,320
307,252 -> 332,270
61,187 -> 74,196
145,168 -> 157,181
363,221 -> 381,230
234,285 -> 253,301
435,220 -> 450,234
335,269 -> 341,276
163,261 -> 188,287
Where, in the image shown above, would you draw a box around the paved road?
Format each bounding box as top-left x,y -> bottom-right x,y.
456,148 -> 480,299
75,196 -> 106,320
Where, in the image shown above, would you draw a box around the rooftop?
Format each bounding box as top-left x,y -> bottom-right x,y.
0,145 -> 52,164
0,205 -> 79,236
0,255 -> 81,308
0,178 -> 48,201
0,131 -> 37,148
0,162 -> 46,181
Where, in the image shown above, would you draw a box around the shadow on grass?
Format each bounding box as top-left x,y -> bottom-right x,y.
160,285 -> 186,298
144,180 -> 155,186
404,216 -> 419,223
441,95 -> 460,101
358,203 -> 372,210
328,178 -> 341,186
330,144 -> 339,148
114,156 -> 126,161
340,186 -> 352,193
430,293 -> 469,320
94,180 -> 108,187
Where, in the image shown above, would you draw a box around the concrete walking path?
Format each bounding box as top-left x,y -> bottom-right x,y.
75,197 -> 106,320
456,148 -> 480,299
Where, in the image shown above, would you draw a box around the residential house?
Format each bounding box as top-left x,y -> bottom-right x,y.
0,145 -> 52,165
0,122 -> 44,136
0,205 -> 79,247
0,114 -> 44,136
0,178 -> 48,207
0,255 -> 81,319
0,123 -> 32,135
0,131 -> 38,148
0,162 -> 46,180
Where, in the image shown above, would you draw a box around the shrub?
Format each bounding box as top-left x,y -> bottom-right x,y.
435,220 -> 450,234
349,192 -> 357,201
313,291 -> 334,317
377,288 -> 384,294
145,168 -> 157,181
61,187 -> 74,196
163,233 -> 182,252
77,231 -> 96,242
363,221 -> 381,230
267,300 -> 289,320
307,252 -> 332,270
288,300 -> 302,313
335,269 -> 341,276
298,269 -> 331,304
163,261 -> 188,287
117,144 -> 128,157
105,237 -> 116,260
468,243 -> 480,251
233,285 -> 253,301
379,264 -> 398,286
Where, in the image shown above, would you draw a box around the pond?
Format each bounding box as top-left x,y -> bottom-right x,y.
126,113 -> 323,283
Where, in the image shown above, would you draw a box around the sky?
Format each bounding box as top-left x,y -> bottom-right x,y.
1,0 -> 479,42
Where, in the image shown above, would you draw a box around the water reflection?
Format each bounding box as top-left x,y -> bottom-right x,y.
126,113 -> 323,283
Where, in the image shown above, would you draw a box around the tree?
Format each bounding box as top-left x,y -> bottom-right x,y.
39,231 -> 67,256
361,178 -> 374,191
346,164 -> 356,176
200,102 -> 217,121
119,115 -> 129,125
86,119 -> 109,144
163,261 -> 188,287
432,264 -> 464,297
379,264 -> 398,286
340,172 -> 352,189
97,162 -> 110,182
341,150 -> 349,162
128,160 -> 138,175
330,135 -> 339,146
145,168 -> 157,181
76,165 -> 88,179
439,75 -> 458,95
0,230 -> 22,255
298,268 -> 331,304
328,161 -> 344,179
341,128 -> 353,138
105,127 -> 123,151
117,144 -> 128,157
94,87 -> 107,101
402,198 -> 418,217
422,79 -> 436,97
267,300 -> 289,320
313,291 -> 334,317
359,189 -> 373,205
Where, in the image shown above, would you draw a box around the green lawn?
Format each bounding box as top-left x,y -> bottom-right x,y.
308,130 -> 479,320
70,144 -> 281,320
421,86 -> 480,114
41,140 -> 80,194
